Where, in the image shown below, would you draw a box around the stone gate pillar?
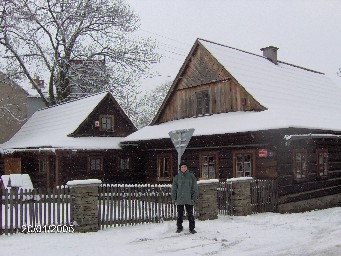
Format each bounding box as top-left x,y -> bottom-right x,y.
67,179 -> 102,233
229,177 -> 253,216
197,180 -> 220,221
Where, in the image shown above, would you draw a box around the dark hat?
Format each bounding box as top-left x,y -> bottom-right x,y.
179,162 -> 188,168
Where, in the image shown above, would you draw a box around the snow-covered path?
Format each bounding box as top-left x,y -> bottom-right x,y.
1,207 -> 340,256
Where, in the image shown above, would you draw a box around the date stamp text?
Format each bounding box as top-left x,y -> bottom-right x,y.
22,224 -> 75,233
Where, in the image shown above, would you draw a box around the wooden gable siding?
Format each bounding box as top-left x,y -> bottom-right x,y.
72,95 -> 136,137
156,44 -> 263,124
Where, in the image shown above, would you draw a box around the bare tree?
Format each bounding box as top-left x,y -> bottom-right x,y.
133,81 -> 172,128
0,0 -> 159,106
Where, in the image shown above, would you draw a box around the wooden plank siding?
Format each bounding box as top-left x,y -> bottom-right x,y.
4,149 -> 145,189
155,45 -> 264,124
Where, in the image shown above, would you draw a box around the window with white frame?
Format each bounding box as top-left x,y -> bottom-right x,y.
100,115 -> 113,131
200,152 -> 218,179
120,157 -> 130,170
317,149 -> 328,177
233,150 -> 255,178
293,150 -> 307,179
89,157 -> 102,172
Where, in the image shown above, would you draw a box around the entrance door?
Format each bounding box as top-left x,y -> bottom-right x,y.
4,157 -> 21,174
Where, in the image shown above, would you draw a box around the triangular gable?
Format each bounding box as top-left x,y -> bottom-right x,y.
70,92 -> 136,137
151,39 -> 264,125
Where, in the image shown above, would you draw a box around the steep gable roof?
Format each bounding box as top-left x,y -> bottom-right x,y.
124,39 -> 341,142
2,92 -> 135,151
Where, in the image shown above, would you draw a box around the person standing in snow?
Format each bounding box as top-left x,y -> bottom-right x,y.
171,162 -> 198,234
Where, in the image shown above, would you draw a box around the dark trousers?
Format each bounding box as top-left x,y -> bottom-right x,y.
177,204 -> 195,231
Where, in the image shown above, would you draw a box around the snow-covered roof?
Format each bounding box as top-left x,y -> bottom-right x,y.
124,111 -> 286,142
124,39 -> 341,142
1,92 -> 123,151
1,174 -> 34,189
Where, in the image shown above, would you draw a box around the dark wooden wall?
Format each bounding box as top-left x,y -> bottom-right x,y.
73,95 -> 136,137
132,128 -> 341,204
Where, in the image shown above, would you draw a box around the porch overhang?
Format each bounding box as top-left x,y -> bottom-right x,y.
284,133 -> 341,145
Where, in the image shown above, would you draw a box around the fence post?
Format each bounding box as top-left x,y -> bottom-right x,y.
229,178 -> 253,216
197,180 -> 219,221
67,179 -> 102,233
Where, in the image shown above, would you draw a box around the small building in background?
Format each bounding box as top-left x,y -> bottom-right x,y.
0,72 -> 28,144
1,92 -> 137,189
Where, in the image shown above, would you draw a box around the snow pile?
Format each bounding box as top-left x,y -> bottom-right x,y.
66,179 -> 102,186
1,174 -> 34,189
197,179 -> 220,184
226,177 -> 254,182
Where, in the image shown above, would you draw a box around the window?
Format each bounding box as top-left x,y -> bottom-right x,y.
317,149 -> 328,177
100,115 -> 113,131
293,150 -> 307,179
89,157 -> 102,172
157,154 -> 172,180
39,157 -> 48,173
200,152 -> 218,179
233,150 -> 255,178
120,158 -> 130,170
196,90 -> 210,116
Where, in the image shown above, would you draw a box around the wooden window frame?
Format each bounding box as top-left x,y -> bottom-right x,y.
88,156 -> 103,173
157,153 -> 173,181
99,115 -> 114,131
292,149 -> 308,180
199,151 -> 219,179
195,90 -> 211,116
316,149 -> 328,178
233,150 -> 256,178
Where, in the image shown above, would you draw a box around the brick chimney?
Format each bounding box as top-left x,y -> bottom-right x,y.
261,46 -> 279,64
32,76 -> 45,89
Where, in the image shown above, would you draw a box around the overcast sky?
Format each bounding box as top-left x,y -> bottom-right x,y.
127,0 -> 341,91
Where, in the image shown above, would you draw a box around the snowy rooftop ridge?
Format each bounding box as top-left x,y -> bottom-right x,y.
124,39 -> 341,142
1,91 -> 124,151
197,38 -> 324,75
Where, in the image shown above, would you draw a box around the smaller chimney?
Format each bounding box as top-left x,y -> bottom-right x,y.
261,46 -> 279,64
32,75 -> 45,89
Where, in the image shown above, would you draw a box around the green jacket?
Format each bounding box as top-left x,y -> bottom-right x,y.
171,171 -> 198,205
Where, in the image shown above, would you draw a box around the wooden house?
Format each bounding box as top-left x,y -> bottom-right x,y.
1,92 -> 138,189
122,39 -> 341,212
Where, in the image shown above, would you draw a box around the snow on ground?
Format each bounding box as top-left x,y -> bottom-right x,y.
1,207 -> 340,256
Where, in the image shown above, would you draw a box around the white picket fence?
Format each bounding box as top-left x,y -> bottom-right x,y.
0,187 -> 71,235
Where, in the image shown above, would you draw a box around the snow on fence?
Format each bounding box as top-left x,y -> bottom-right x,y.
0,187 -> 71,235
1,180 -> 278,235
98,184 -> 179,229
